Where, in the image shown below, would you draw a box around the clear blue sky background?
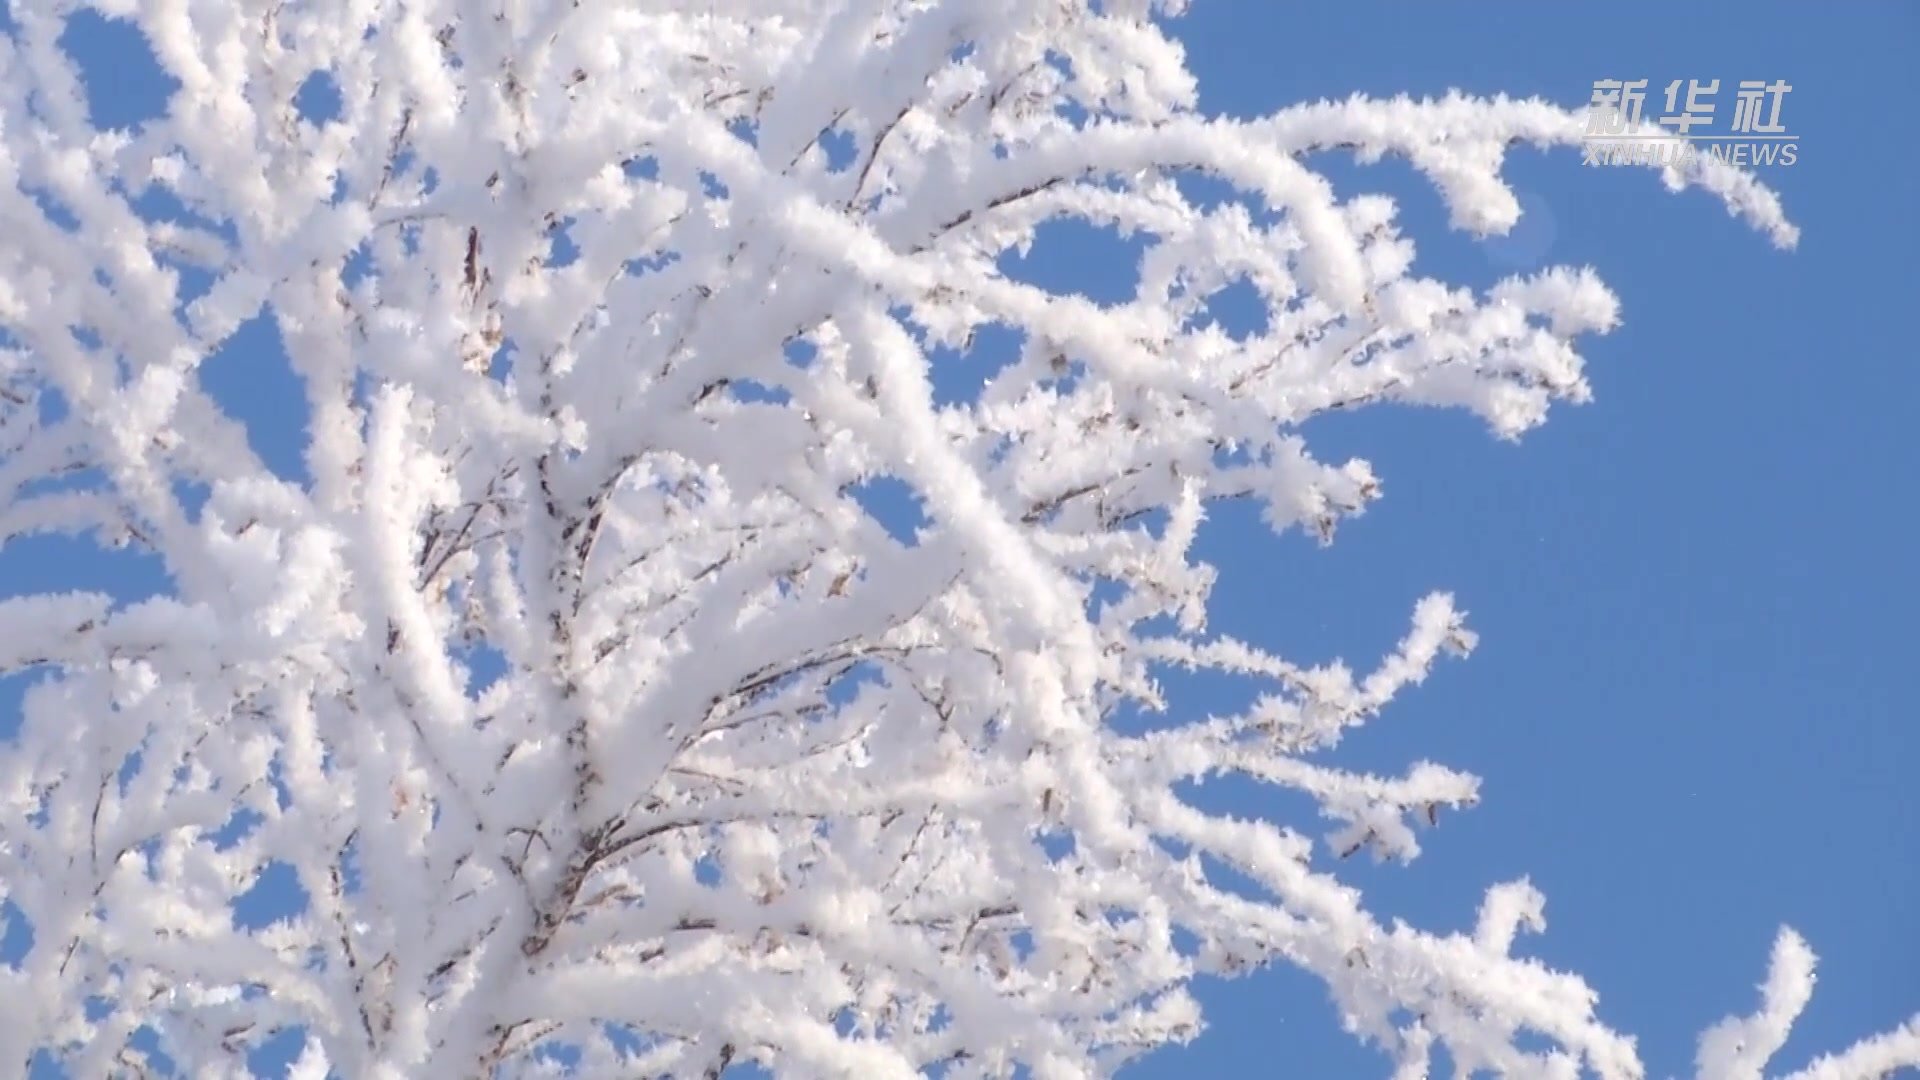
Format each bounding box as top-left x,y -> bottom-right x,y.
1,2 -> 1914,1077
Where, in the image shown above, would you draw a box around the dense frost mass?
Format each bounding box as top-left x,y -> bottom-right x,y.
0,1 -> 1911,1076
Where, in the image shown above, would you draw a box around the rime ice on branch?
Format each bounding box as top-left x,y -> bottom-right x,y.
0,2 -> 1907,1078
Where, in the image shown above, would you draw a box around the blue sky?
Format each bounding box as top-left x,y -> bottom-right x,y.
1111,3 -> 1917,1076
2,2 -> 1915,1077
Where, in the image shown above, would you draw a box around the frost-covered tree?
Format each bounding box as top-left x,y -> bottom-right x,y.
0,1 -> 1912,1077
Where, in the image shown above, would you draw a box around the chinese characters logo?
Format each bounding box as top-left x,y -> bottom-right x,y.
1583,79 -> 1797,167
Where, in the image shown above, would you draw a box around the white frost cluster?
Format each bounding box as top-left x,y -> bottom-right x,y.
0,1 -> 1904,1077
